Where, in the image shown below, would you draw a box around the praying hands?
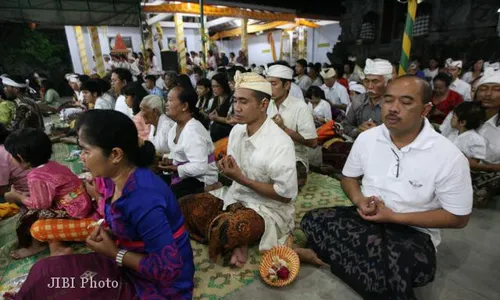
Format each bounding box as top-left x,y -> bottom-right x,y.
158,157 -> 178,172
358,120 -> 377,133
217,155 -> 245,184
272,114 -> 286,130
357,198 -> 396,223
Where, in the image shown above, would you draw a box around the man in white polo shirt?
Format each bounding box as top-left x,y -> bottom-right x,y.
320,67 -> 350,111
297,75 -> 472,299
446,58 -> 472,102
266,63 -> 318,189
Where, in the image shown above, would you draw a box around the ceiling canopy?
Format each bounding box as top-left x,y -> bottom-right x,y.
0,0 -> 141,26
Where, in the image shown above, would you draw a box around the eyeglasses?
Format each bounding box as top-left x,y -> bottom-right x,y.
391,148 -> 400,178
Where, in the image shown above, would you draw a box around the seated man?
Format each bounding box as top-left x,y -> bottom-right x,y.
266,63 -> 318,189
296,76 -> 472,299
320,67 -> 350,112
179,71 -> 298,268
341,58 -> 393,139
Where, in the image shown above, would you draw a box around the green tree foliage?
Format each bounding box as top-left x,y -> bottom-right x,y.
0,24 -> 68,76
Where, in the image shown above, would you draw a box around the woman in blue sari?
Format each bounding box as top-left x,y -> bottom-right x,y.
15,110 -> 194,300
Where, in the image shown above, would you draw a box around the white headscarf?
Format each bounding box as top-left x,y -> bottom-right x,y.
1,76 -> 36,93
320,68 -> 336,79
265,65 -> 294,80
484,62 -> 500,71
364,59 -> 393,76
445,58 -> 463,69
477,68 -> 500,87
234,71 -> 272,96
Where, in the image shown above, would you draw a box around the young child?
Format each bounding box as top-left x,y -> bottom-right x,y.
447,102 -> 487,163
4,128 -> 92,258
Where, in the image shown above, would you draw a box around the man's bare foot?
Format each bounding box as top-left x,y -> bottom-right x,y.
230,246 -> 248,268
295,248 -> 329,267
204,182 -> 223,193
11,243 -> 47,259
49,242 -> 73,257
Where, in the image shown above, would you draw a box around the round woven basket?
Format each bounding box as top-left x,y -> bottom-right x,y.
259,245 -> 300,287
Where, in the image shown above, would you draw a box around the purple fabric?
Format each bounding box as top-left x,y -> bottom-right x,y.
171,153 -> 215,185
16,168 -> 194,300
14,253 -> 137,300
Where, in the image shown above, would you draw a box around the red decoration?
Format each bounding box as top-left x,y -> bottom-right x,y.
111,34 -> 129,54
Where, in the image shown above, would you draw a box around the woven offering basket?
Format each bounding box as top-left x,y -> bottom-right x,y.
259,245 -> 300,287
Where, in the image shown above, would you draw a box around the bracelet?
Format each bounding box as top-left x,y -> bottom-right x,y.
115,249 -> 128,267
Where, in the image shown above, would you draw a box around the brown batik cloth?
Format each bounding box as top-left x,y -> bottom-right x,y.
179,193 -> 265,261
471,171 -> 500,208
16,206 -> 70,247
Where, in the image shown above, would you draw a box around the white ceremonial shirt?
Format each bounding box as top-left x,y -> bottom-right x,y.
94,94 -> 115,110
267,93 -> 318,171
311,77 -> 323,87
193,56 -> 202,67
210,118 -> 298,251
423,68 -> 439,81
114,95 -> 133,118
149,114 -> 175,155
321,81 -> 350,106
342,119 -> 473,248
450,78 -> 472,102
308,100 -> 332,121
478,114 -> 500,164
295,75 -> 313,94
447,130 -> 487,161
439,112 -> 454,138
167,119 -> 218,185
290,83 -> 305,101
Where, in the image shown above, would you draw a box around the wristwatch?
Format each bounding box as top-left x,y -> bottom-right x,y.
116,249 -> 128,267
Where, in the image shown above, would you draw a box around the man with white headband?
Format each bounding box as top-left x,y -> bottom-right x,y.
179,71 -> 297,268
320,67 -> 350,111
2,75 -> 44,130
446,58 -> 472,102
341,58 -> 392,139
266,62 -> 317,189
67,74 -> 83,103
467,69 -> 500,207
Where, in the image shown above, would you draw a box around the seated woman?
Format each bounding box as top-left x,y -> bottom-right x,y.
3,128 -> 93,258
37,79 -> 61,114
140,95 -> 174,156
158,87 -> 219,199
14,110 -> 195,299
122,82 -> 150,140
196,78 -> 214,129
0,124 -> 28,201
209,74 -> 234,142
430,72 -> 464,124
306,86 -> 332,127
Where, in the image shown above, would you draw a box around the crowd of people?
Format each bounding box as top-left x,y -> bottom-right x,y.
0,48 -> 499,299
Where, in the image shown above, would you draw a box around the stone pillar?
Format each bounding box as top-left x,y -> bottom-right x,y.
241,18 -> 248,65
74,26 -> 90,74
88,26 -> 105,77
174,13 -> 187,74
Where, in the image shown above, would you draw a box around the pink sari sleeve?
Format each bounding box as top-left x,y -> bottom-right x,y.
22,177 -> 56,210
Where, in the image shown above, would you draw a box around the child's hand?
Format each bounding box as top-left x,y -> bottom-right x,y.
4,186 -> 24,203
